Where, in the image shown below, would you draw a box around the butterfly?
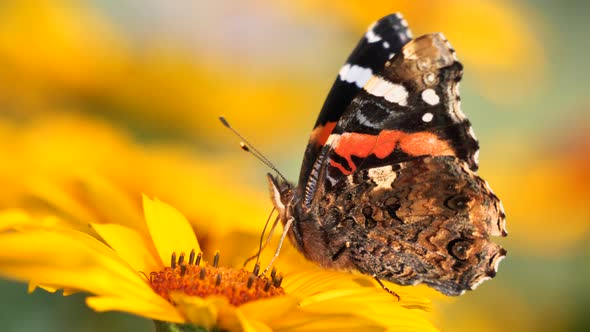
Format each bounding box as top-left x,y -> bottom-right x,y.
267,13 -> 507,296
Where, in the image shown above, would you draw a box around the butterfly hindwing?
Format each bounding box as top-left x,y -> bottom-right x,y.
321,156 -> 506,295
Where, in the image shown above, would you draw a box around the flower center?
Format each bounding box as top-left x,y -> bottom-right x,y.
149,250 -> 285,306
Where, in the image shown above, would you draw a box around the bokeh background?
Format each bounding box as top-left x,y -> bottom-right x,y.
0,0 -> 589,331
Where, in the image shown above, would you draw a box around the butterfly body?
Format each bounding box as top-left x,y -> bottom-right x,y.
268,13 -> 507,296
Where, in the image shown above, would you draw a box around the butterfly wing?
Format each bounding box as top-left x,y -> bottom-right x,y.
298,13 -> 413,189
301,33 -> 480,207
320,156 -> 506,295
288,15 -> 506,297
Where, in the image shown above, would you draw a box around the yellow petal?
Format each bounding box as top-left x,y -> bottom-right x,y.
169,294 -> 219,329
26,177 -> 98,225
237,311 -> 273,332
0,229 -> 168,311
75,172 -> 146,231
0,209 -> 34,231
142,195 -> 200,266
28,282 -> 57,293
172,294 -> 244,332
270,311 -> 385,332
239,296 -> 300,323
282,270 -> 371,297
92,222 -> 162,273
0,209 -> 81,233
29,282 -> 80,296
298,289 -> 437,332
86,295 -> 183,323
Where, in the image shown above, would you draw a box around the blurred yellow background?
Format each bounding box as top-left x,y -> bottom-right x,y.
0,0 -> 588,331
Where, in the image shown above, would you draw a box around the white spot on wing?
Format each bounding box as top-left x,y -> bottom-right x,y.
339,64 -> 372,88
422,112 -> 434,123
364,76 -> 408,106
447,82 -> 466,123
421,88 -> 440,106
368,165 -> 397,190
364,76 -> 390,96
454,82 -> 461,96
383,41 -> 390,49
338,64 -> 350,79
326,173 -> 337,186
455,100 -> 467,120
325,133 -> 340,146
346,175 -> 354,186
385,85 -> 409,106
365,22 -> 382,43
470,276 -> 491,290
500,216 -> 508,235
493,255 -> 506,272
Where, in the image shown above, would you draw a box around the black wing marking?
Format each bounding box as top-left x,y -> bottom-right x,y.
298,13 -> 413,191
305,34 -> 480,205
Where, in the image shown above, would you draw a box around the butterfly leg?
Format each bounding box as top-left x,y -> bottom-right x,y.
262,217 -> 294,275
373,275 -> 401,301
243,212 -> 280,267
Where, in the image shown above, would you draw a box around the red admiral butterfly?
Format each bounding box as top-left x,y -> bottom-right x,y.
267,13 -> 507,296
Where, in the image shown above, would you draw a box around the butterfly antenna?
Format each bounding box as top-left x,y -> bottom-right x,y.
219,116 -> 289,183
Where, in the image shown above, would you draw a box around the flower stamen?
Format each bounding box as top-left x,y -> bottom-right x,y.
213,251 -> 220,268
273,275 -> 283,288
149,251 -> 285,306
188,249 -> 196,265
247,274 -> 255,289
171,252 -> 177,269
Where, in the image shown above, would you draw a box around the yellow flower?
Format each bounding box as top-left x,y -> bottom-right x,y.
0,196 -> 438,331
0,115 -> 268,241
279,0 -> 545,103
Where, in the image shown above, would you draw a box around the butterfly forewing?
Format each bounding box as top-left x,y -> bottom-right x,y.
298,13 -> 413,191
303,34 -> 480,203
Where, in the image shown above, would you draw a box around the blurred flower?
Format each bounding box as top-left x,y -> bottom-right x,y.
278,0 -> 546,103
481,122 -> 590,255
0,0 -> 314,147
0,0 -> 546,151
0,196 -> 438,332
0,114 -> 268,244
0,0 -> 127,107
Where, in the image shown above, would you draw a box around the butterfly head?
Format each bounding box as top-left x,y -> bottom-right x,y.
267,173 -> 294,223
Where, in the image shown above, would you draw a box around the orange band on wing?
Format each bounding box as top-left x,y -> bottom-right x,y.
398,132 -> 455,156
332,130 -> 454,174
310,121 -> 338,147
